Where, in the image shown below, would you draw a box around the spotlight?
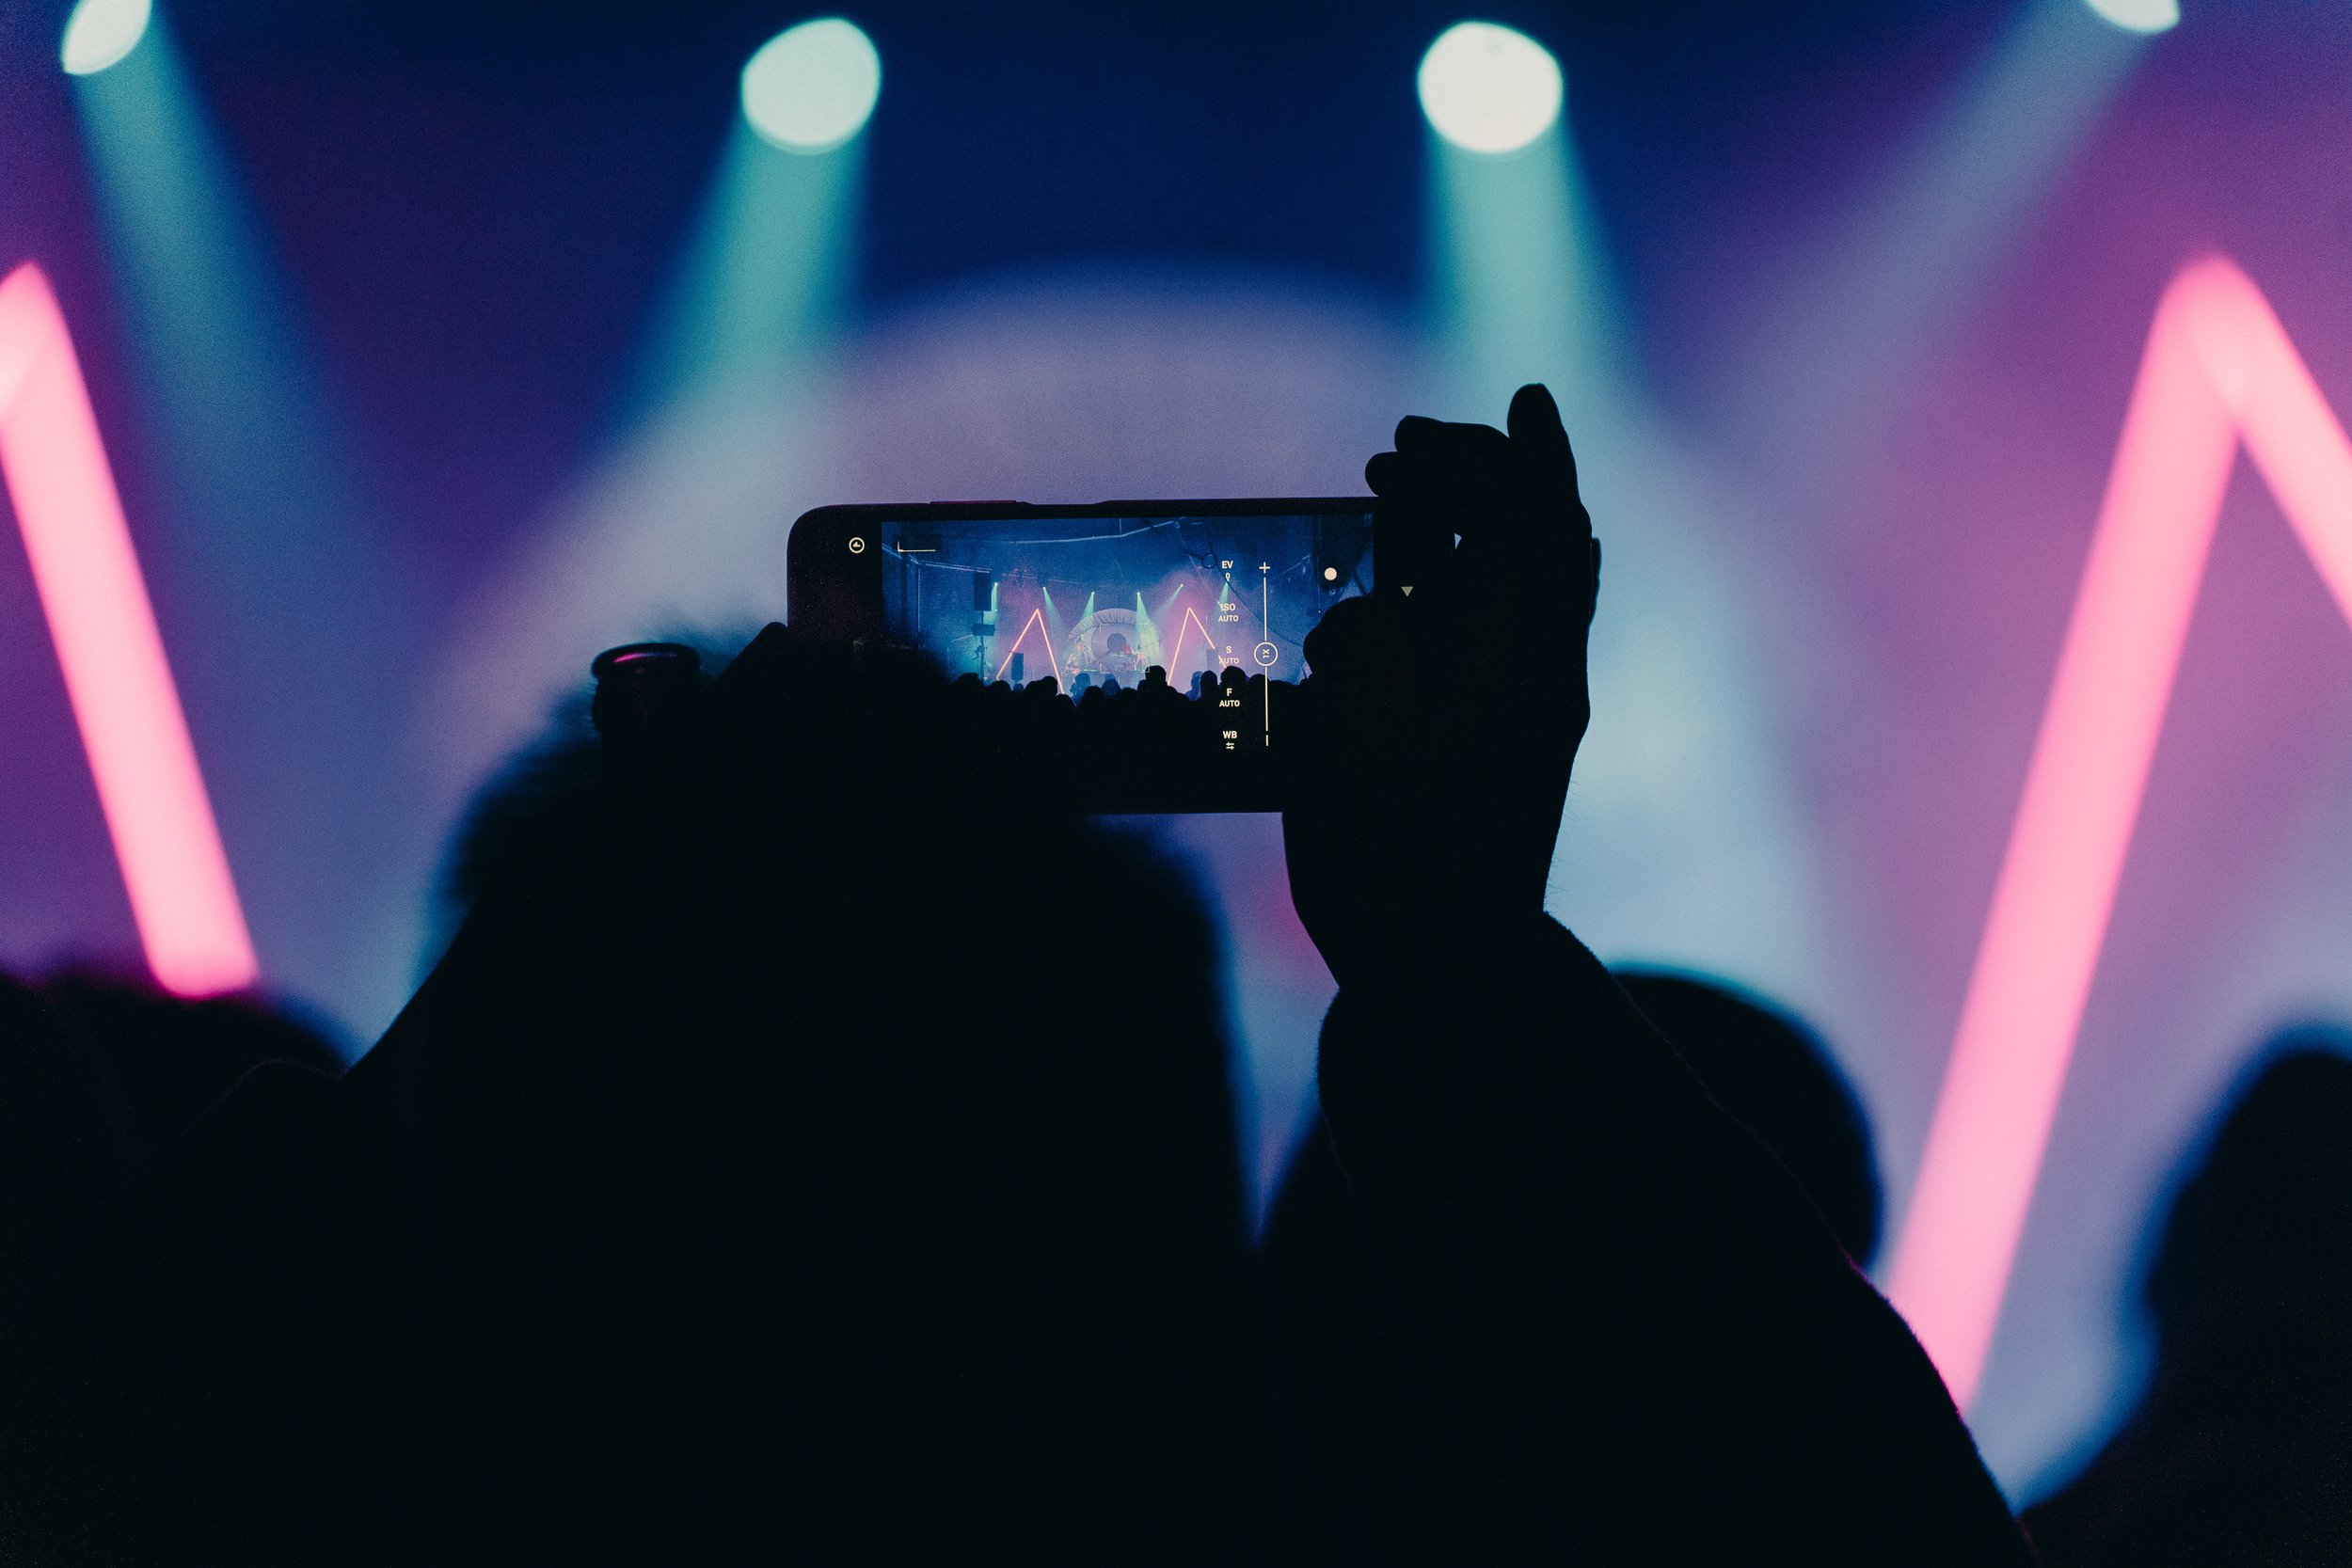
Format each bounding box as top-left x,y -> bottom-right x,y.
2083,0 -> 2178,33
60,0 -> 151,75
1418,22 -> 1562,155
741,17 -> 882,153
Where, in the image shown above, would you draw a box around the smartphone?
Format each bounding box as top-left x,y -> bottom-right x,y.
786,499 -> 1381,811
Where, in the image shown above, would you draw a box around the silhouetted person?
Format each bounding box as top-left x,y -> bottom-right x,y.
1615,969 -> 1881,1264
0,971 -> 341,1318
0,385 -> 2030,1564
0,975 -> 118,1319
2025,1033 -> 2352,1565
1266,386 -> 2027,1562
1,636 -> 1268,1566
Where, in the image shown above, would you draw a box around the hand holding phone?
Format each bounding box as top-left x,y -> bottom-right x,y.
1282,384 -> 1598,988
781,385 -> 1594,841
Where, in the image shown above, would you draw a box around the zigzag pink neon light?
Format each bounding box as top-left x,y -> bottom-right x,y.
1888,257 -> 2352,1408
1167,605 -> 1217,674
993,607 -> 1056,684
0,262 -> 256,997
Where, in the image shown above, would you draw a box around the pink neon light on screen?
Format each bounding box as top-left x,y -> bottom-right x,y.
992,607 -> 1056,684
1887,257 -> 2352,1408
0,262 -> 257,997
1167,606 -> 1217,673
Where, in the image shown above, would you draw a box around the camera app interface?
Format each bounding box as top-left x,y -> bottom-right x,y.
880,513 -> 1372,779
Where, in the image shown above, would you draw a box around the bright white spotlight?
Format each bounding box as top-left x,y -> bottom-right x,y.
1418,22 -> 1563,155
60,0 -> 151,75
741,17 -> 882,153
2082,0 -> 2178,31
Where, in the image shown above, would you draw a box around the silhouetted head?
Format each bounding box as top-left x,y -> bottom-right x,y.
2022,1030 -> 2352,1566
38,973 -> 342,1132
366,627 -> 1264,1560
437,705 -> 602,944
0,968 -> 342,1315
2145,1030 -> 2352,1360
1615,970 -> 1881,1265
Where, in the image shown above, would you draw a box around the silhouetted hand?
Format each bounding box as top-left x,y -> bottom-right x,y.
1284,384 -> 1598,989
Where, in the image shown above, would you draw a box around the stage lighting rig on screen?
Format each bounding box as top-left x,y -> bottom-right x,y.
742,17 -> 882,152
1418,22 -> 1563,155
2085,0 -> 2178,33
60,0 -> 151,75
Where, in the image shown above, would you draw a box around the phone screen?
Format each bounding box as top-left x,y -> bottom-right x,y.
878,512 -> 1373,779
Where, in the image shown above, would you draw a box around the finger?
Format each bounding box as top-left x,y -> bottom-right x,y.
1392,414 -> 1449,453
1396,423 -> 1516,544
1367,449 -> 1461,506
1391,422 -> 1511,502
1369,442 -> 1483,504
1375,414 -> 1487,514
1404,418 -> 1508,461
1301,594 -> 1384,683
1505,383 -> 1566,460
1505,383 -> 1581,505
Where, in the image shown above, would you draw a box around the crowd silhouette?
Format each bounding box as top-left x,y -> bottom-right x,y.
941,660 -> 1302,813
2026,1035 -> 2352,1563
0,384 -> 2339,1561
0,973 -> 342,1325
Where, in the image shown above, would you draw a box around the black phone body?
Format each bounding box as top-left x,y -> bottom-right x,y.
787,499 -> 1379,811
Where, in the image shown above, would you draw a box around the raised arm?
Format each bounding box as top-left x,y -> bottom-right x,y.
1279,387 -> 2033,1562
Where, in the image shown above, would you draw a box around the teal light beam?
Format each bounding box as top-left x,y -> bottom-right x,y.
1422,34 -> 1838,1062
636,121 -> 862,413
72,7 -> 423,1037
1427,121 -> 1634,422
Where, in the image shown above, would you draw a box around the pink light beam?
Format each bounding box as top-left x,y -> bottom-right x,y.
1888,256 -> 2352,1408
0,262 -> 256,996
